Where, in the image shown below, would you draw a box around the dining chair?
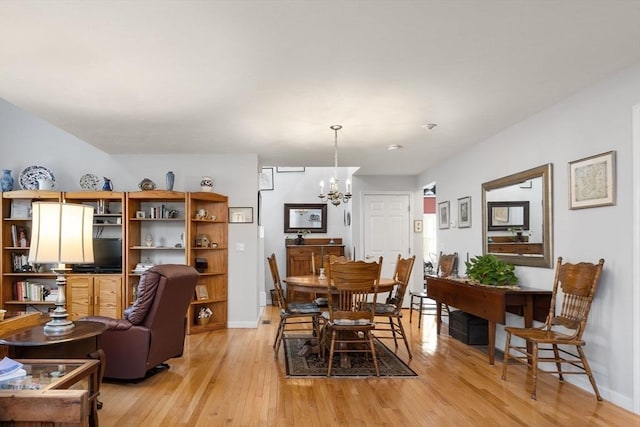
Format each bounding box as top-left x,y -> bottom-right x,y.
321,257 -> 383,377
370,254 -> 416,359
267,253 -> 321,355
409,252 -> 457,328
314,254 -> 350,308
502,257 -> 605,400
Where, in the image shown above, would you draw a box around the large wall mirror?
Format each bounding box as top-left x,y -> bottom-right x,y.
482,164 -> 553,268
284,203 -> 328,233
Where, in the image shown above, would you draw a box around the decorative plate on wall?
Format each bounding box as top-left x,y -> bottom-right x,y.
79,173 -> 100,190
18,165 -> 56,190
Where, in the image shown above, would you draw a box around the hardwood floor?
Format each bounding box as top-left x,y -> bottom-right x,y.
99,306 -> 639,426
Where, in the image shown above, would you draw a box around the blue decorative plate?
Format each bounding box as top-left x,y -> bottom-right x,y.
18,165 -> 56,190
79,173 -> 100,190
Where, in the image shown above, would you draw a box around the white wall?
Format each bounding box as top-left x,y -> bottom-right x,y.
0,98 -> 262,328
417,61 -> 640,411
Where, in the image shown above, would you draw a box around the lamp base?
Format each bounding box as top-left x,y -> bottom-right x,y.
43,318 -> 75,335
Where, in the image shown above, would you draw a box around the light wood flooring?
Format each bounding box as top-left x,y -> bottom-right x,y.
98,306 -> 640,426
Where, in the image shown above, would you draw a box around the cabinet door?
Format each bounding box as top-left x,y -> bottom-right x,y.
287,247 -> 314,276
95,276 -> 122,318
67,276 -> 94,320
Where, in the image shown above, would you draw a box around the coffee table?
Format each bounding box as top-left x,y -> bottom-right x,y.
0,358 -> 100,426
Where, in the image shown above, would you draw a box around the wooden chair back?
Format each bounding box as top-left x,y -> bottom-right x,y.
267,253 -> 289,311
547,257 -> 605,338
386,255 -> 416,308
437,252 -> 457,277
327,257 -> 382,323
323,254 -> 349,280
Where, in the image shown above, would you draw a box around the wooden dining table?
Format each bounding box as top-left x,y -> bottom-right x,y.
283,275 -> 397,302
283,275 -> 397,369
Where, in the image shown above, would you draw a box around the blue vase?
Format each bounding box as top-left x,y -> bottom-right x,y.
166,171 -> 175,191
1,169 -> 14,192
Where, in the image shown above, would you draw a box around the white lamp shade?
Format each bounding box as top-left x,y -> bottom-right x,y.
28,202 -> 94,264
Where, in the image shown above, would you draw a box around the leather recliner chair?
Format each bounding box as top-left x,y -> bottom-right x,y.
83,264 -> 199,380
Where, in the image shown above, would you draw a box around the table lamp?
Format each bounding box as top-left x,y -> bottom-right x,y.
28,202 -> 94,334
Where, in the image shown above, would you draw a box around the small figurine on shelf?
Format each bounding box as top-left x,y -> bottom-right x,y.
103,177 -> 113,191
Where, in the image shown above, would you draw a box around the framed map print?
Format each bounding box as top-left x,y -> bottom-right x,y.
569,151 -> 616,209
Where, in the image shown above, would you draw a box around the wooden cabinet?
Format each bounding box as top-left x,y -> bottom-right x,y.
286,238 -> 344,276
1,190 -> 62,313
64,191 -> 126,318
67,274 -> 123,319
125,191 -> 187,307
186,192 -> 228,334
285,238 -> 344,302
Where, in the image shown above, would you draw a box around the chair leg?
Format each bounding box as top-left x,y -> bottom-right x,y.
367,331 -> 380,376
577,346 -> 603,401
396,317 -> 413,359
409,295 -> 415,323
501,331 -> 511,380
530,342 -> 539,400
327,330 -> 337,377
389,318 -> 399,348
552,344 -> 564,381
273,318 -> 286,354
417,296 -> 423,329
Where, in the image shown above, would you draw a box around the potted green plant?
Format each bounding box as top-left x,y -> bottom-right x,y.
464,254 -> 518,286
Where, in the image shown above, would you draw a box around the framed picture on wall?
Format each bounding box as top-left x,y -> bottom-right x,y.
438,201 -> 450,229
259,167 -> 274,191
229,207 -> 254,223
458,196 -> 471,228
569,150 -> 616,209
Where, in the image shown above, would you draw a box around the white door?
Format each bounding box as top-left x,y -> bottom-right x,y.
362,193 -> 411,279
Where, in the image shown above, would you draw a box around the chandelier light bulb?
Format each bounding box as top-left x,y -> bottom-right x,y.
318,125 -> 352,206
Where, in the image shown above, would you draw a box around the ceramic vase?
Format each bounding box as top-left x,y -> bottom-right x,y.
200,176 -> 213,192
1,169 -> 14,192
166,171 -> 175,191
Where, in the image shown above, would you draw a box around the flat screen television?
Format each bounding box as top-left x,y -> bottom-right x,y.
72,238 -> 122,273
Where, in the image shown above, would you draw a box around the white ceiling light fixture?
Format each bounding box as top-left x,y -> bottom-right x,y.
422,123 -> 438,131
319,125 -> 352,206
387,144 -> 403,151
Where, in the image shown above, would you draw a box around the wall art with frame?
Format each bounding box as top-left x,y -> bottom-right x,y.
569,150 -> 616,209
438,201 -> 450,229
259,167 -> 274,191
229,207 -> 254,223
457,196 -> 471,228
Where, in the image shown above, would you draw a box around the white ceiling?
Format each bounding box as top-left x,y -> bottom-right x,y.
1,1 -> 639,175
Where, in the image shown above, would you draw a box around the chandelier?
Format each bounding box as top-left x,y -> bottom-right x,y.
319,125 -> 352,206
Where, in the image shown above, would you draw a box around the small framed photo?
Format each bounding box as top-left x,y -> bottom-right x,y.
259,167 -> 274,191
457,196 -> 471,228
413,220 -> 423,233
195,285 -> 209,300
229,207 -> 253,223
569,151 -> 616,209
135,211 -> 145,219
276,166 -> 305,173
438,201 -> 450,229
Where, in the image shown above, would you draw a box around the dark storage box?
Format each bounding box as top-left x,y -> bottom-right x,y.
449,310 -> 488,345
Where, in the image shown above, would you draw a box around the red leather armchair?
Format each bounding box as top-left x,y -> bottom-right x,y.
83,264 -> 199,380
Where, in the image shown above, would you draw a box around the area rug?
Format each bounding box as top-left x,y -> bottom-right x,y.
282,335 -> 418,378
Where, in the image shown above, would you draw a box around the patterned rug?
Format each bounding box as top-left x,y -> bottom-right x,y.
282,335 -> 418,378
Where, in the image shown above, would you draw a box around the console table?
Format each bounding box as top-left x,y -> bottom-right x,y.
426,276 -> 552,364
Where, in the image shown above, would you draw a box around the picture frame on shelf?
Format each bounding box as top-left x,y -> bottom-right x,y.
457,196 -> 471,228
259,167 -> 274,191
229,207 -> 253,223
135,211 -> 145,219
569,150 -> 616,209
438,201 -> 450,229
195,285 -> 209,301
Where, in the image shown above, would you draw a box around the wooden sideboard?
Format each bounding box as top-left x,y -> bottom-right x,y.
426,276 -> 552,364
285,238 -> 344,302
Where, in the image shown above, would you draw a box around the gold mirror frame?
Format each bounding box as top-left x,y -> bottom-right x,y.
482,163 -> 553,268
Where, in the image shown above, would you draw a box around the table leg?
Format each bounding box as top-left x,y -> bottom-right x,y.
488,321 -> 496,365
435,300 -> 442,335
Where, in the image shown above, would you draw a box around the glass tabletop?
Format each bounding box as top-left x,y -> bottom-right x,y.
0,360 -> 86,390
